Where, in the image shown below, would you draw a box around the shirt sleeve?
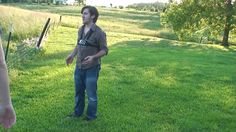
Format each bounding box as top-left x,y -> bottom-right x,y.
98,31 -> 108,55
77,27 -> 83,45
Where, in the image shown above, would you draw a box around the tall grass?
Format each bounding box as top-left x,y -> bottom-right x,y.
0,5 -> 59,41
3,4 -> 178,39
2,4 -> 236,45
0,5 -> 60,69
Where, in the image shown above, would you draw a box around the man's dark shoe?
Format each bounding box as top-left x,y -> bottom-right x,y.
84,117 -> 97,121
66,113 -> 81,118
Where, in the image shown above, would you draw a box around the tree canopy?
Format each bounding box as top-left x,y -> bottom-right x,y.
162,0 -> 236,46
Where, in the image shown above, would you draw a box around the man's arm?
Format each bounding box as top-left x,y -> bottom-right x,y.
66,45 -> 78,66
82,50 -> 106,65
82,30 -> 108,65
0,37 -> 16,129
70,44 -> 79,58
0,43 -> 11,106
93,50 -> 107,59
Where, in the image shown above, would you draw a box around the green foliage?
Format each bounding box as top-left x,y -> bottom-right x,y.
161,0 -> 236,44
2,41 -> 39,69
118,5 -> 124,9
127,2 -> 167,12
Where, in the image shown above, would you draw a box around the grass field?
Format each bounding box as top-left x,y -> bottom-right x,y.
1,4 -> 178,40
0,4 -> 236,131
0,5 -> 59,41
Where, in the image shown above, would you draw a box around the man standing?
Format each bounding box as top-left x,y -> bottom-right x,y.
66,6 -> 108,121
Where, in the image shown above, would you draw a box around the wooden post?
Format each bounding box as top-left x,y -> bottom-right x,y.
52,21 -> 55,30
58,16 -> 62,27
45,24 -> 51,37
37,18 -> 51,48
5,23 -> 13,61
0,27 -> 2,38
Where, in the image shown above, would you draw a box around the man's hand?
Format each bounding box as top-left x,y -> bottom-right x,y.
82,56 -> 95,65
66,54 -> 74,66
0,104 -> 16,129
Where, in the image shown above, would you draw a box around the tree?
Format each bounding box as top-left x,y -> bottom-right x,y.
168,0 -> 174,3
127,2 -> 166,12
77,0 -> 86,6
222,0 -> 234,46
162,0 -> 236,46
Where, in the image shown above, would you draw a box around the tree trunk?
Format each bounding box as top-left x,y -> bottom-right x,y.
222,0 -> 233,47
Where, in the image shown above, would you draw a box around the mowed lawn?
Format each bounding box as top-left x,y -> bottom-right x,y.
1,5 -> 236,131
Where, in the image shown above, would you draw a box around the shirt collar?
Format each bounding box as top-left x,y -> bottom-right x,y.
90,24 -> 96,32
82,23 -> 96,32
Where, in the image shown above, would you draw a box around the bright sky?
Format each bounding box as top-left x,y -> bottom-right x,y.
86,0 -> 171,7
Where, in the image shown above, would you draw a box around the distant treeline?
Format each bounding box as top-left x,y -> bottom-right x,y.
126,2 -> 167,12
1,0 -> 52,3
0,0 -> 86,5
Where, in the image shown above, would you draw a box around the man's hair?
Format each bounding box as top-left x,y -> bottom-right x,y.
81,6 -> 99,23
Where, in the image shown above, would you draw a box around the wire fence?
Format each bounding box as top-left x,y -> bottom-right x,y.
0,16 -> 62,69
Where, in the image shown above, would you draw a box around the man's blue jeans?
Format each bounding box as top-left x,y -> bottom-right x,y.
74,64 -> 100,119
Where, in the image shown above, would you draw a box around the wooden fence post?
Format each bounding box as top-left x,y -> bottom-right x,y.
37,18 -> 51,48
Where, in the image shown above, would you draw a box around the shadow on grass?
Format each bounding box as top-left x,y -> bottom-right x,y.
99,10 -> 159,21
12,49 -> 71,71
100,39 -> 236,131
8,38 -> 236,131
142,18 -> 162,30
100,11 -> 163,31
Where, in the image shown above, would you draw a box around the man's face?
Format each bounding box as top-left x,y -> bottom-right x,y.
82,8 -> 94,24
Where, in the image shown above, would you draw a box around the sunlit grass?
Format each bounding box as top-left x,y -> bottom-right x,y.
2,4 -> 235,45
0,4 -> 235,131
4,4 -> 177,39
0,5 -> 59,41
1,25 -> 234,131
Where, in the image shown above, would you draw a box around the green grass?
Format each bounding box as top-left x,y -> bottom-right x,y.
3,4 -> 177,39
0,4 -> 236,131
3,26 -> 236,131
0,5 -> 59,41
